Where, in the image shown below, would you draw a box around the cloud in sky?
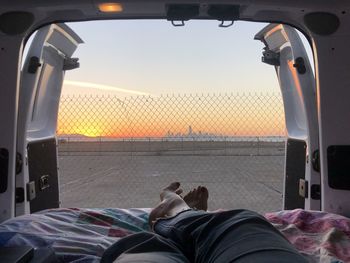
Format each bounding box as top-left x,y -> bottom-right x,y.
64,80 -> 150,96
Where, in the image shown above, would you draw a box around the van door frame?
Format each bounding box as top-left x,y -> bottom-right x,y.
0,35 -> 24,222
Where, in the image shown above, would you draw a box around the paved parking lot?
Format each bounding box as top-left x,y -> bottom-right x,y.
58,144 -> 284,214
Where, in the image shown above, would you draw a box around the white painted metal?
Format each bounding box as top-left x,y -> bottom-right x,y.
0,36 -> 24,222
255,24 -> 320,210
16,24 -> 83,216
312,33 -> 350,215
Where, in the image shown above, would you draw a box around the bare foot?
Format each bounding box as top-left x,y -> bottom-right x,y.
149,182 -> 190,228
183,186 -> 209,211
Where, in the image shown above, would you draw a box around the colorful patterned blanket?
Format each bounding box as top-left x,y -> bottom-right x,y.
0,208 -> 349,262
0,208 -> 151,262
265,209 -> 350,263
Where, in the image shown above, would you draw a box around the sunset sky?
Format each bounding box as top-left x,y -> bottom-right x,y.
38,20 -> 312,138
63,20 -> 281,95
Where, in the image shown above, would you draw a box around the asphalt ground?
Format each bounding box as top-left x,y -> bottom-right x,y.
58,142 -> 285,214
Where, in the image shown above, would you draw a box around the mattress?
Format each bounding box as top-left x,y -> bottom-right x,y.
0,208 -> 349,262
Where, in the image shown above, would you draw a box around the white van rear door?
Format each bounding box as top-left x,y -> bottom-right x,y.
16,24 -> 82,216
255,24 -> 320,211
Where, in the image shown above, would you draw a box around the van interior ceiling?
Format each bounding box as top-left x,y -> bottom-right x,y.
1,1 -> 350,262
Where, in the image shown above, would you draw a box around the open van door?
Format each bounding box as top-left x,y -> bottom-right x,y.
16,24 -> 82,216
255,24 -> 320,211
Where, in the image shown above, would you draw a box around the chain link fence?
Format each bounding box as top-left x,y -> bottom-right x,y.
57,93 -> 286,213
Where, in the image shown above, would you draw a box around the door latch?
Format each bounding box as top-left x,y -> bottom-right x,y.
39,175 -> 50,190
299,179 -> 308,198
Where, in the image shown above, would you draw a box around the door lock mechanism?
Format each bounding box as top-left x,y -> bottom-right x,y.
39,175 -> 50,190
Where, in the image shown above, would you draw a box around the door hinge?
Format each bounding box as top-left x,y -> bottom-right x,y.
312,150 -> 320,172
16,152 -> 23,175
15,187 -> 25,203
63,57 -> 80,71
311,184 -> 321,200
0,148 -> 9,194
261,47 -> 280,66
26,181 -> 36,201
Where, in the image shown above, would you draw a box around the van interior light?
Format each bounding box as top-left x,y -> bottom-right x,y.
98,3 -> 123,13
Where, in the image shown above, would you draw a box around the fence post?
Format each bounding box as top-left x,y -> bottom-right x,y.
192,136 -> 195,153
224,136 -> 227,156
67,136 -> 70,156
99,136 -> 102,156
131,137 -> 133,157
257,136 -> 260,156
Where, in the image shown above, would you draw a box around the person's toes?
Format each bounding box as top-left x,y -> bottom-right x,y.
183,189 -> 193,203
197,186 -> 203,196
198,186 -> 204,199
197,186 -> 202,196
190,189 -> 196,198
184,187 -> 200,207
201,186 -> 209,199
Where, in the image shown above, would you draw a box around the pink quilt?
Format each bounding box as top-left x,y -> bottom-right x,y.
1,208 -> 349,262
265,209 -> 350,263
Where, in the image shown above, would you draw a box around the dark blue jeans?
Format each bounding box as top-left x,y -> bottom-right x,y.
101,209 -> 307,262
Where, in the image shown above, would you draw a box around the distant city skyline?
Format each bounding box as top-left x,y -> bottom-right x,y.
165,125 -> 226,138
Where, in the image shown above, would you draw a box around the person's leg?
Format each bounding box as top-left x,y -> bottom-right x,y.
100,231 -> 189,263
105,182 -> 307,263
151,183 -> 308,263
101,182 -> 198,263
